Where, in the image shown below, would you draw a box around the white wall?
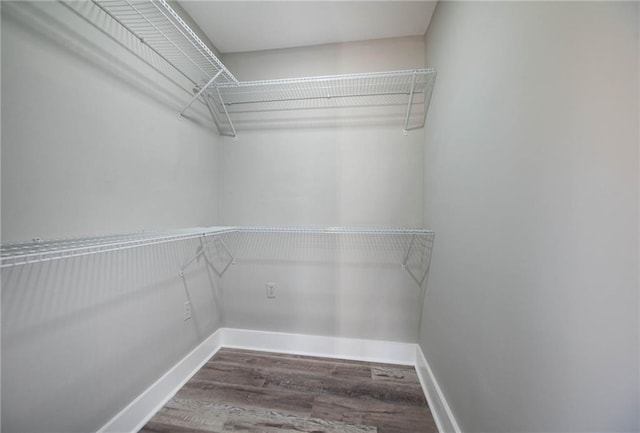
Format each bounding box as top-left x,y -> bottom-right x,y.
222,35 -> 426,81
419,2 -> 639,432
1,1 -> 221,243
1,2 -> 223,432
220,38 -> 428,342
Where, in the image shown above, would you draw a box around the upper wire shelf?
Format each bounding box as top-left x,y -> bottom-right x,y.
92,0 -> 237,88
0,227 -> 234,268
208,69 -> 436,136
216,70 -> 435,106
90,1 -> 436,137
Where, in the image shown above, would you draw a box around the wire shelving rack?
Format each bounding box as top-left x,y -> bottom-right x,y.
0,227 -> 235,269
90,1 -> 436,137
210,69 -> 436,135
1,227 -> 434,286
92,0 -> 238,103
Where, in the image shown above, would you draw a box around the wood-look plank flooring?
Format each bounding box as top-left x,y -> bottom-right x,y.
140,348 -> 438,433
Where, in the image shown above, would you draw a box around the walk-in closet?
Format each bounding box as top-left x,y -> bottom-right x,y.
1,1 -> 639,433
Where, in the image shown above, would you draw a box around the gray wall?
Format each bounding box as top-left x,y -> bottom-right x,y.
219,38 -> 428,342
419,2 -> 639,432
1,2 -> 223,432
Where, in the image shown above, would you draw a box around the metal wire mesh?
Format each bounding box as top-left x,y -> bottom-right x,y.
1,227 -> 434,285
219,226 -> 434,285
0,227 -> 235,268
93,0 -> 237,87
208,69 -> 435,133
216,70 -> 434,107
87,2 -> 436,133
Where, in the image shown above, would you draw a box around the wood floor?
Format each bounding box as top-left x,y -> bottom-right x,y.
140,347 -> 438,433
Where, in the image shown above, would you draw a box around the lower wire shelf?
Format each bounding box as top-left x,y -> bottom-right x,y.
1,226 -> 434,285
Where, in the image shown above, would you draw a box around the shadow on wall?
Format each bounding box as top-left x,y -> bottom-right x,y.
1,237 -> 223,433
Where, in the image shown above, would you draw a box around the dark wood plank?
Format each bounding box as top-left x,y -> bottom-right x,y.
217,348 -> 415,370
212,348 -> 374,380
311,394 -> 438,433
260,367 -> 427,406
192,361 -> 268,387
140,420 -> 216,433
181,380 -> 315,416
371,365 -> 420,385
148,401 -> 377,433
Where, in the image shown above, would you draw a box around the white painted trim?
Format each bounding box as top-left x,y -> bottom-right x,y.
415,345 -> 462,433
97,328 -> 224,433
222,328 -> 417,366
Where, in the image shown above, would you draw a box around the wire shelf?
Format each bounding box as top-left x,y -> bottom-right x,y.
221,226 -> 434,286
87,2 -> 435,135
235,226 -> 432,235
92,0 -> 237,88
216,70 -> 434,107
208,69 -> 436,135
1,226 -> 434,285
0,227 -> 235,268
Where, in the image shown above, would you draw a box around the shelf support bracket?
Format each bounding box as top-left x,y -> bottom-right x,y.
180,234 -> 235,277
401,233 -> 434,287
216,87 -> 238,140
401,234 -> 416,272
179,70 -> 223,118
402,70 -> 418,135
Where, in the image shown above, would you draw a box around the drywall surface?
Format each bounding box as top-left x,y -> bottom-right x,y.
221,35 -> 426,81
1,241 -> 222,433
419,2 -> 639,432
1,3 -> 223,432
220,230 -> 425,343
1,1 -> 221,243
221,36 -> 426,226
220,37 -> 427,342
222,128 -> 423,227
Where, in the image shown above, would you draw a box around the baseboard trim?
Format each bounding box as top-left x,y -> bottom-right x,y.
98,328 -> 456,433
97,328 -> 223,433
415,345 -> 461,433
221,328 -> 417,366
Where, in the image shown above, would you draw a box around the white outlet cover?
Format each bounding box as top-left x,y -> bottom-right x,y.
266,282 -> 276,299
184,301 -> 192,321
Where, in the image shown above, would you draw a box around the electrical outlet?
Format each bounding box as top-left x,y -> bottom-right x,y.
266,282 -> 276,299
184,301 -> 192,321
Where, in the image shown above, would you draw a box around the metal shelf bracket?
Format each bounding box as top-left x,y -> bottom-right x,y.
402,70 -> 418,135
180,234 -> 235,277
179,70 -> 223,118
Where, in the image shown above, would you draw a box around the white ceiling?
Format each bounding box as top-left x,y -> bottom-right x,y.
178,1 -> 437,54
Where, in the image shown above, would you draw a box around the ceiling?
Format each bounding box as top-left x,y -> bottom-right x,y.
178,1 -> 437,54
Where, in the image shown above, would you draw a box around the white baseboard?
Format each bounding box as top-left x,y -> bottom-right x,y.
222,328 -> 417,366
98,328 -> 457,433
97,328 -> 223,433
415,345 -> 461,433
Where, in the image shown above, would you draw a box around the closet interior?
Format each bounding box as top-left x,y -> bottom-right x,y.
1,1 -> 440,432
3,1 -> 639,433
